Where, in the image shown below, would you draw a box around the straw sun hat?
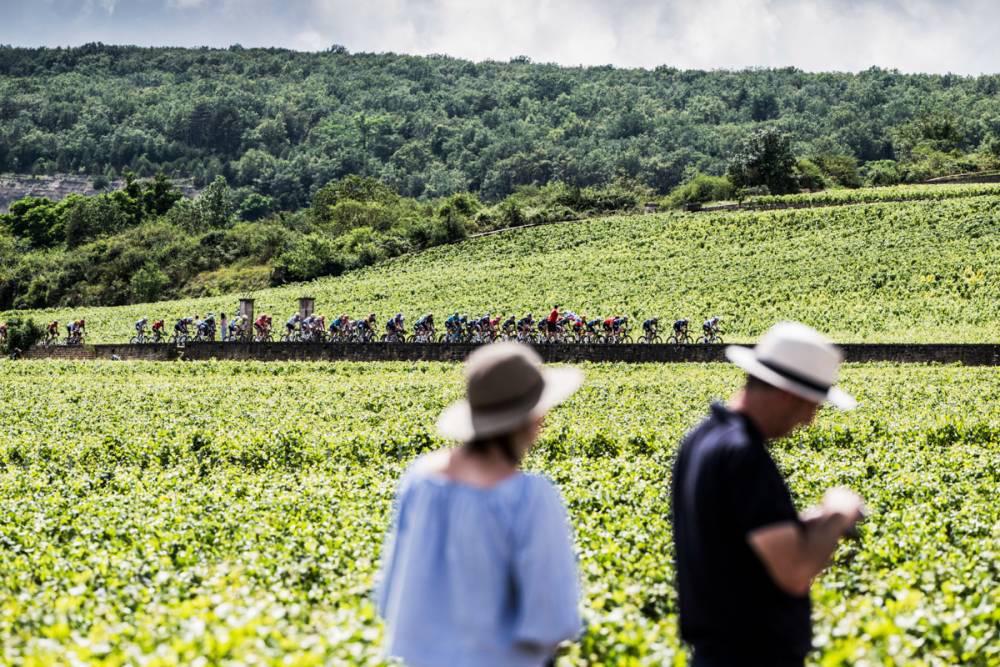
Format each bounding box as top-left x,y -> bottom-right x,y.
437,342 -> 584,442
725,321 -> 856,410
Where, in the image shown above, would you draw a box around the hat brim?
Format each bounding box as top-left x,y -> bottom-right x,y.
437,366 -> 584,442
725,346 -> 856,411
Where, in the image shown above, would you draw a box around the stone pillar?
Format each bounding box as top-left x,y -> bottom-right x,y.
299,296 -> 315,318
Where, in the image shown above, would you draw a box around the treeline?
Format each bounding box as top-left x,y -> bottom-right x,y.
0,173 -> 650,310
3,44 -> 1000,211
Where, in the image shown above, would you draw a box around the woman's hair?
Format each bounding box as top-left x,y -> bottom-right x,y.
465,430 -> 523,465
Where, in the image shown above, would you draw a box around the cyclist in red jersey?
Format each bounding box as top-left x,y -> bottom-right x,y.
546,305 -> 561,339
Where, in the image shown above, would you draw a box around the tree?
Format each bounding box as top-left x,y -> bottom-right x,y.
4,197 -> 64,248
727,128 -> 799,195
129,262 -> 170,302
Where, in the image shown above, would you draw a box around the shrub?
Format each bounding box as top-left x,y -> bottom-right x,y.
3,317 -> 43,352
795,158 -> 828,191
664,173 -> 735,208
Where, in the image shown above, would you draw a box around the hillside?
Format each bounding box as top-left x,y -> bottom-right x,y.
6,193 -> 998,344
3,45 -> 1000,210
0,174 -> 199,213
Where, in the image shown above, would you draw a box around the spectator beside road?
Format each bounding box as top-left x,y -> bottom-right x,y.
671,321 -> 865,667
377,343 -> 584,667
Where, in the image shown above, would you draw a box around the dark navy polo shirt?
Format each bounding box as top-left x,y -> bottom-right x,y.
671,402 -> 811,664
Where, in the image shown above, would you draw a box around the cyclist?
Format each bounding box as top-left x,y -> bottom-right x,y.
476,313 -> 493,340
328,316 -> 343,339
135,317 -> 149,339
673,318 -> 689,337
174,317 -> 192,338
517,313 -> 535,337
0,321 -> 8,346
586,317 -> 603,336
67,319 -> 86,344
252,313 -> 268,339
385,314 -> 404,340
302,313 -> 321,340
227,312 -> 243,340
415,313 -> 435,340
201,313 -> 216,340
642,317 -> 659,340
356,313 -> 377,341
285,313 -> 302,338
546,305 -> 561,338
444,312 -> 464,341
501,315 -> 517,338
703,316 -> 721,337
602,316 -> 616,335
151,319 -> 165,342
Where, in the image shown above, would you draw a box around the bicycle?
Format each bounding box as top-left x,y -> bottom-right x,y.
697,327 -> 725,344
409,326 -> 436,343
639,330 -> 663,344
667,330 -> 694,345
130,330 -> 149,344
169,332 -> 190,346
381,330 -> 406,343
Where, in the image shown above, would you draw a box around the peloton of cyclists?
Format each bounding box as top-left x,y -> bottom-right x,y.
113,307 -> 727,346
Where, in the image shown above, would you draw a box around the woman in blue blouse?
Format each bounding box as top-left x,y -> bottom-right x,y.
377,342 -> 584,667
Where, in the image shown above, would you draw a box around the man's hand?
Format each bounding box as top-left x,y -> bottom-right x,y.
751,487 -> 867,595
822,487 -> 866,536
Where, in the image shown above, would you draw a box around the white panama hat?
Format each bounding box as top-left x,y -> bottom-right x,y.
437,342 -> 584,442
725,321 -> 856,410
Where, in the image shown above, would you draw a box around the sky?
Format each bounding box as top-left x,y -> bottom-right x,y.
1,0 -> 998,75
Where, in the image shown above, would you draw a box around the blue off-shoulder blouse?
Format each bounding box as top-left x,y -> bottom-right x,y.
376,458 -> 581,667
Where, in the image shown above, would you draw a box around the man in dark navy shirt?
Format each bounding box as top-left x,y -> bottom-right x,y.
672,322 -> 866,666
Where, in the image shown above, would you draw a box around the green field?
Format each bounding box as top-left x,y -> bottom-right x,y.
4,193 -> 998,345
742,182 -> 1000,208
1,360 -> 997,665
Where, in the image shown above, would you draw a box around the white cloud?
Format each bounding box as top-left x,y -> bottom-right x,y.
293,0 -> 1000,74
5,0 -> 1000,74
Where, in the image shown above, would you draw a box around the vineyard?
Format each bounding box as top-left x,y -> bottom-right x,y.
0,360 -> 996,664
4,193 -> 999,345
741,182 -> 1000,208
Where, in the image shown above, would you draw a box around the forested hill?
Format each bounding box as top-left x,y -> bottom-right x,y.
3,44 -> 1000,211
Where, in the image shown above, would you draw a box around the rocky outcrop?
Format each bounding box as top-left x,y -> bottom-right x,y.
0,174 -> 199,212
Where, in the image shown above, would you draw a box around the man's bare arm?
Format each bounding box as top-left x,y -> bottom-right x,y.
747,488 -> 864,596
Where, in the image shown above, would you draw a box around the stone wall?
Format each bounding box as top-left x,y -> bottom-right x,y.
15,342 -> 988,365
20,345 -> 96,360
